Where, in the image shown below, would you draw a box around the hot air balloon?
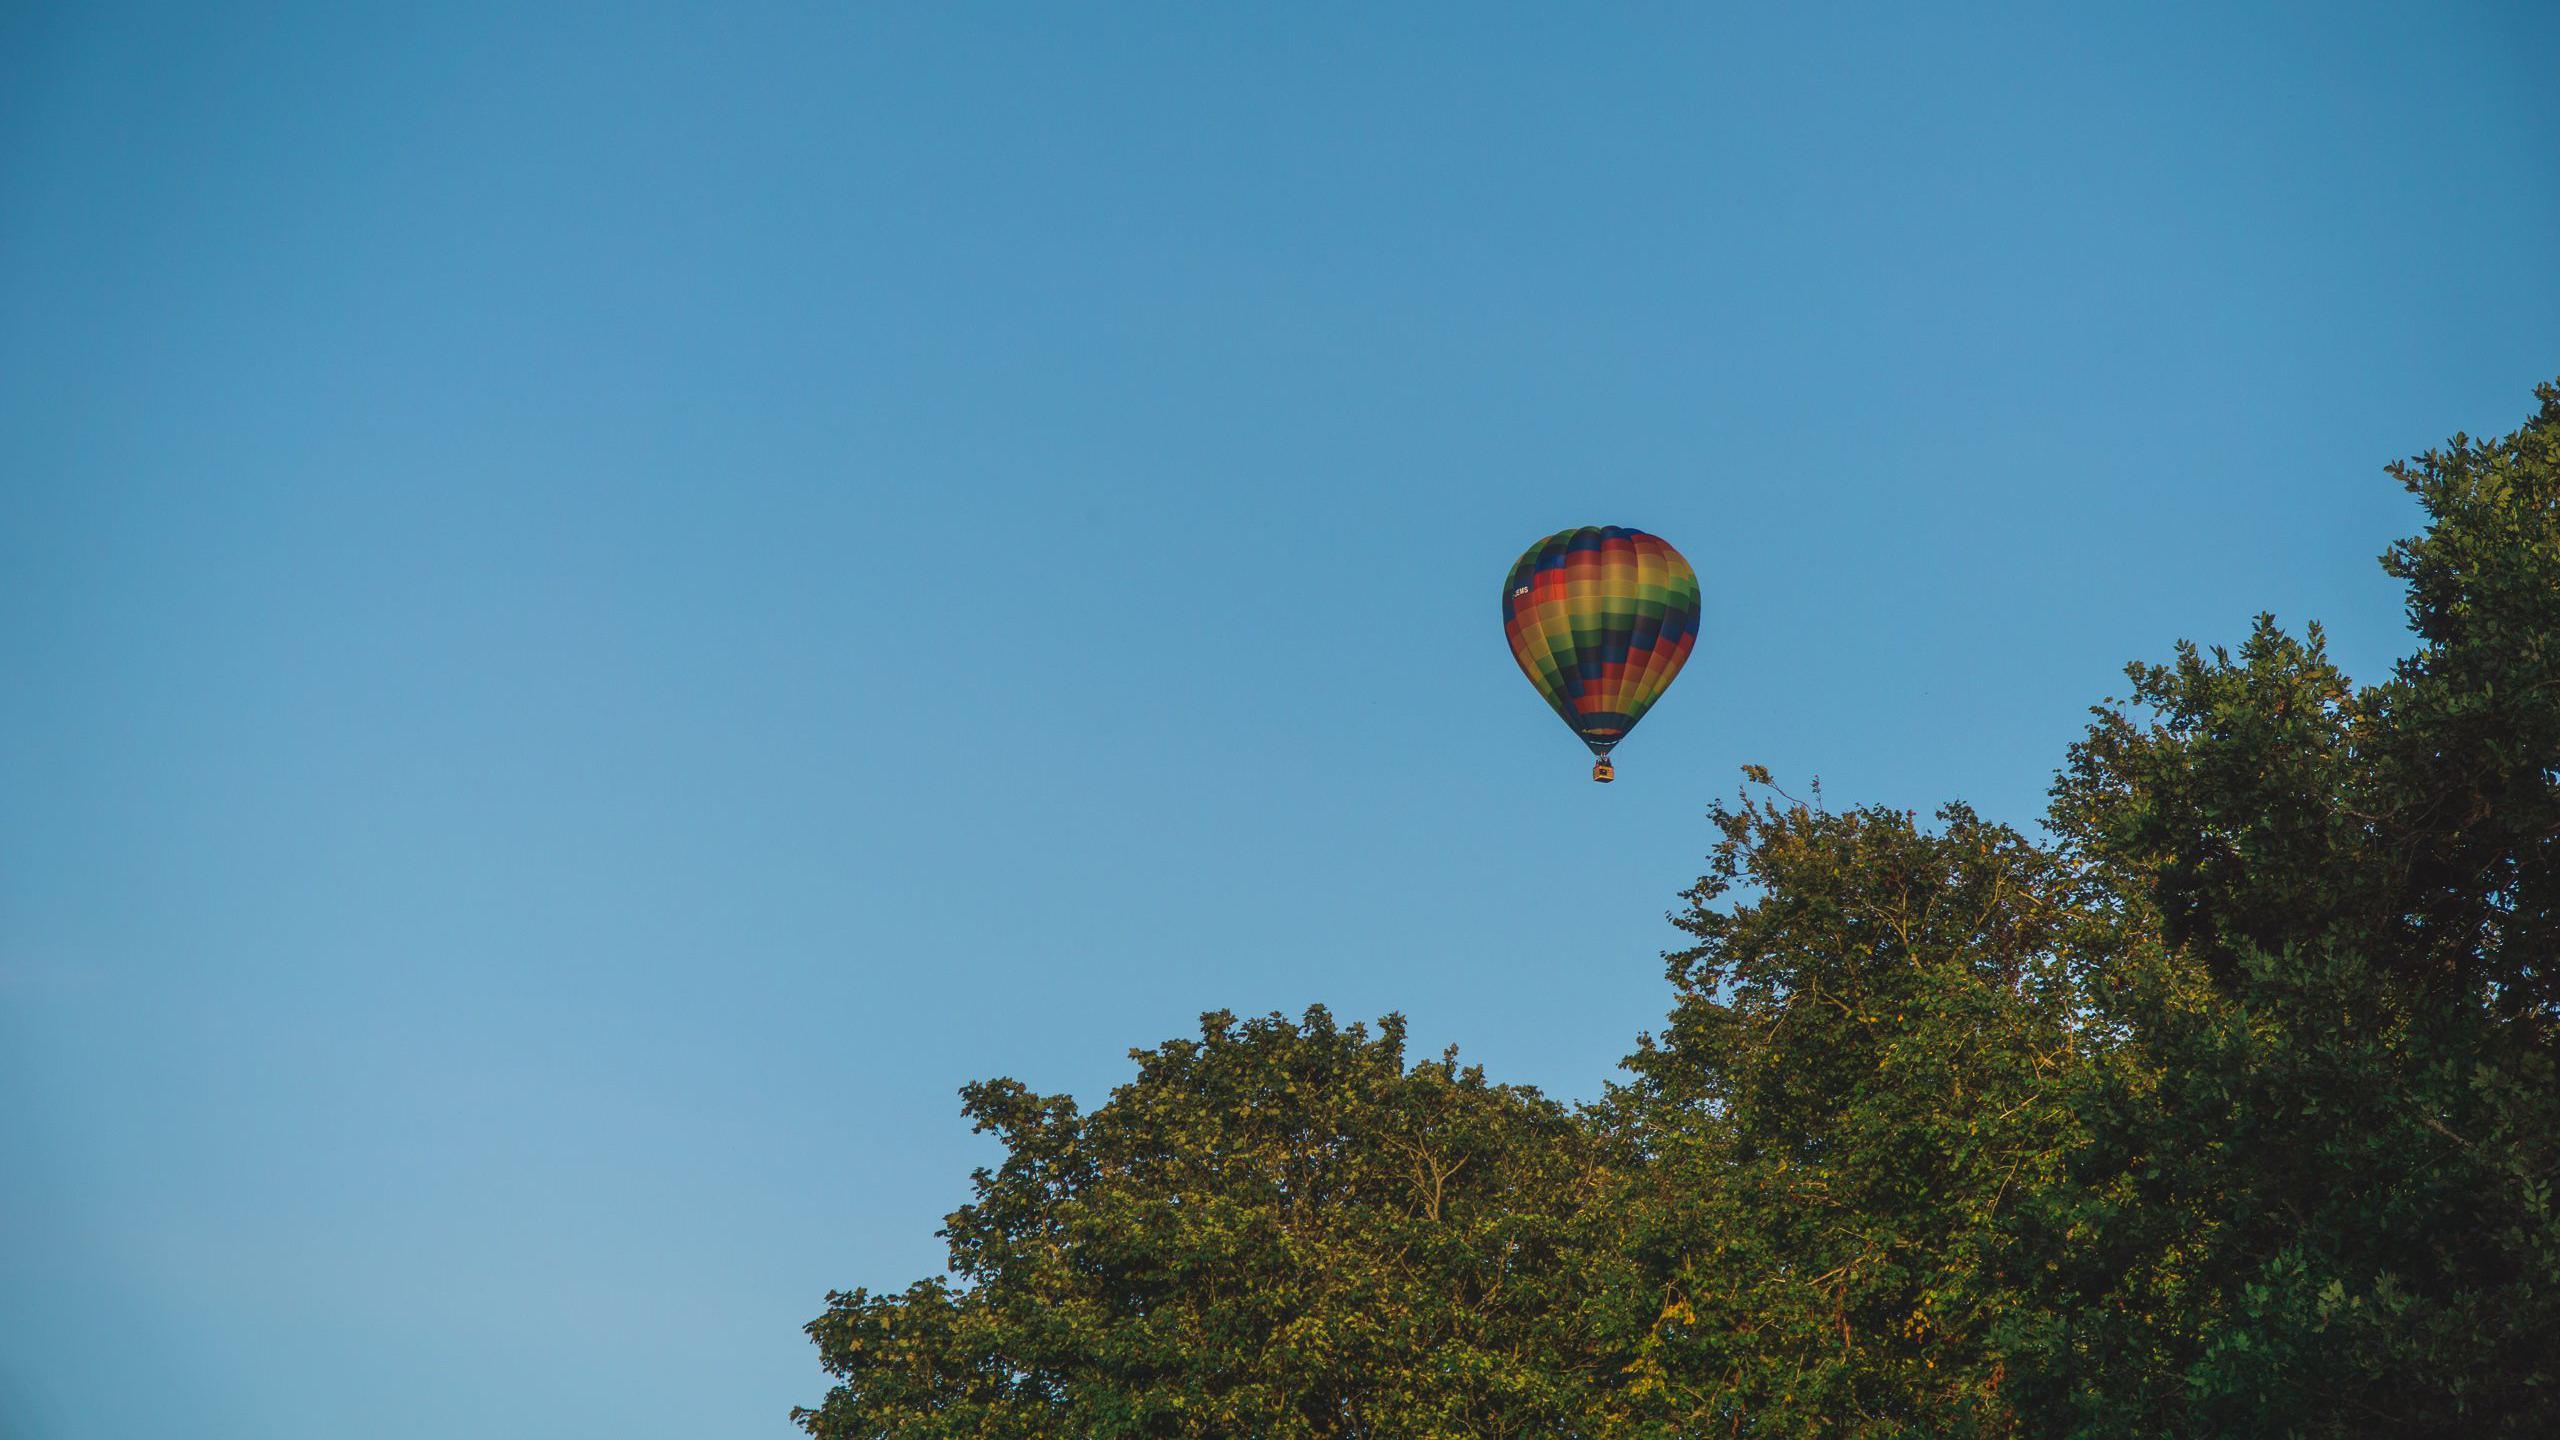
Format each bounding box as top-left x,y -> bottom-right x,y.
1501,526 -> 1701,782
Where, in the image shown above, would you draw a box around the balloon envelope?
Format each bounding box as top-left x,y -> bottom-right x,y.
1501,526 -> 1701,758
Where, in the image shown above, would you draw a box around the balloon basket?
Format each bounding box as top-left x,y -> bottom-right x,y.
1591,758 -> 1615,783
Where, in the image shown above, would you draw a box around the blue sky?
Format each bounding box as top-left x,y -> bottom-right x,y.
3,3 -> 2554,1435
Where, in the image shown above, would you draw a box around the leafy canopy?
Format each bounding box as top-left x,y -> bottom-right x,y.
805,381 -> 2560,1439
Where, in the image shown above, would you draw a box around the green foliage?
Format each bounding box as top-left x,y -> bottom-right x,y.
2046,381 -> 2560,1436
805,381 -> 2560,1439
1607,791 -> 2097,1437
799,1008 -> 1622,1439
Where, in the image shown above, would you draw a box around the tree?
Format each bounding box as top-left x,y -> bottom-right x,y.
798,1008 -> 1626,1440
806,379 -> 2560,1439
1604,784 -> 2101,1438
2044,382 -> 2560,1435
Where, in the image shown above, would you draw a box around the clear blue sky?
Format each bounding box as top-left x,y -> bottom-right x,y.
3,3 -> 2553,1435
